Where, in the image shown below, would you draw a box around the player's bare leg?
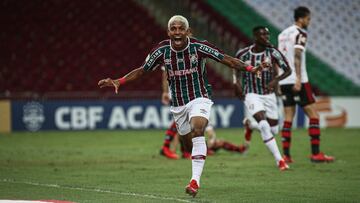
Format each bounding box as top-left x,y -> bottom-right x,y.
185,116 -> 208,197
179,133 -> 192,159
254,111 -> 288,171
303,104 -> 334,162
281,106 -> 296,163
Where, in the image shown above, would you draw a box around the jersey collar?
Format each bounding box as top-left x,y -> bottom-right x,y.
170,37 -> 190,52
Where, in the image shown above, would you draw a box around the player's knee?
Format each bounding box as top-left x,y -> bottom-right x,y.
304,104 -> 319,119
192,127 -> 205,137
271,125 -> 279,135
258,120 -> 272,140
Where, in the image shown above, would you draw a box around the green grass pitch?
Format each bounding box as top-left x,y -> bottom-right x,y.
0,128 -> 359,202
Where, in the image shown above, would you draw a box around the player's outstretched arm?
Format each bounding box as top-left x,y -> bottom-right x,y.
98,67 -> 146,94
220,55 -> 263,73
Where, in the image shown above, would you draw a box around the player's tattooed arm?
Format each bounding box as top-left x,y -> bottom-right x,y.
267,63 -> 291,92
232,69 -> 245,100
221,55 -> 262,73
293,48 -> 303,92
98,67 -> 146,94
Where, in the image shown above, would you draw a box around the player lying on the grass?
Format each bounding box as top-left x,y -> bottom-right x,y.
160,121 -> 248,159
234,26 -> 291,171
160,70 -> 247,160
98,15 -> 264,198
278,6 -> 334,163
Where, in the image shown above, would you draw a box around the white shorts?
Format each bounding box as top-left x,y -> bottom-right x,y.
170,97 -> 213,136
244,93 -> 278,120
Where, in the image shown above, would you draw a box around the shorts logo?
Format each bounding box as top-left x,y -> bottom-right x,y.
200,109 -> 207,114
23,101 -> 45,132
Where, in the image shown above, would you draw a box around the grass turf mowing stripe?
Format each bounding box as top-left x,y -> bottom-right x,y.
0,179 -> 196,203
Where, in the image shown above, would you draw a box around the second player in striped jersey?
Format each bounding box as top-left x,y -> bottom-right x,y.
234,26 -> 291,171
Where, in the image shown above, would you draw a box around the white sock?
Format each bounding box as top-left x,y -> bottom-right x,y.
258,120 -> 282,163
191,136 -> 207,186
271,125 -> 279,135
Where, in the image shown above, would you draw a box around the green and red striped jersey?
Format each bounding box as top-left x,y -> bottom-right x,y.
142,37 -> 224,106
235,45 -> 290,95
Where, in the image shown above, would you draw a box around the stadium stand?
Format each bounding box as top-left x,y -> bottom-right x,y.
244,0 -> 360,86
206,0 -> 360,95
0,0 -> 234,99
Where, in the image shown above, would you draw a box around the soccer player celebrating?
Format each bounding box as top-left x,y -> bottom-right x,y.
98,15 -> 263,197
278,7 -> 334,163
234,26 -> 291,171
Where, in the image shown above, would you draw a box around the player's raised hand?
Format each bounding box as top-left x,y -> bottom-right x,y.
266,79 -> 278,92
98,78 -> 120,94
161,92 -> 171,105
292,79 -> 302,92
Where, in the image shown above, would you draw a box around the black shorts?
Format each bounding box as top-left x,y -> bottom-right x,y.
280,82 -> 316,107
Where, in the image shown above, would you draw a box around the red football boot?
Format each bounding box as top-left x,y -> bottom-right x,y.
278,159 -> 290,171
310,152 -> 334,163
185,179 -> 199,197
160,147 -> 179,160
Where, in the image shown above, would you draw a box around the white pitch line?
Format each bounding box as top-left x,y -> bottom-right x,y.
1,179 -> 197,203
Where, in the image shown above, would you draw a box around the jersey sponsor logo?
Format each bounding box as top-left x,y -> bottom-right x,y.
168,67 -> 198,77
199,45 -> 220,57
145,49 -> 162,67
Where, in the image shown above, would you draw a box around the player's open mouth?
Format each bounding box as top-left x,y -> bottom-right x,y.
173,37 -> 183,45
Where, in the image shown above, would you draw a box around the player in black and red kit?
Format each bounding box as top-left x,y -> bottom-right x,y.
278,7 -> 334,163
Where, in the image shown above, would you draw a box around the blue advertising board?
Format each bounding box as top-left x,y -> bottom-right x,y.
12,99 -> 246,131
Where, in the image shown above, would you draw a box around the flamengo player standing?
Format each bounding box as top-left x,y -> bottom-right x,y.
98,15 -> 263,197
234,26 -> 291,171
278,7 -> 334,163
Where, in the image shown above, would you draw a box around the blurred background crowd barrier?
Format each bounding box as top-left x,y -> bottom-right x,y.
1,0 -> 359,132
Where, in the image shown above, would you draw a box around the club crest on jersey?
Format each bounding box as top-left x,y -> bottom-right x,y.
190,54 -> 198,65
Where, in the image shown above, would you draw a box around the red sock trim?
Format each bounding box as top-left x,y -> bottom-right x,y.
282,142 -> 290,148
311,139 -> 320,145
263,137 -> 274,143
283,121 -> 293,128
282,131 -> 291,138
191,155 -> 206,160
309,118 -> 319,124
309,128 -> 320,135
